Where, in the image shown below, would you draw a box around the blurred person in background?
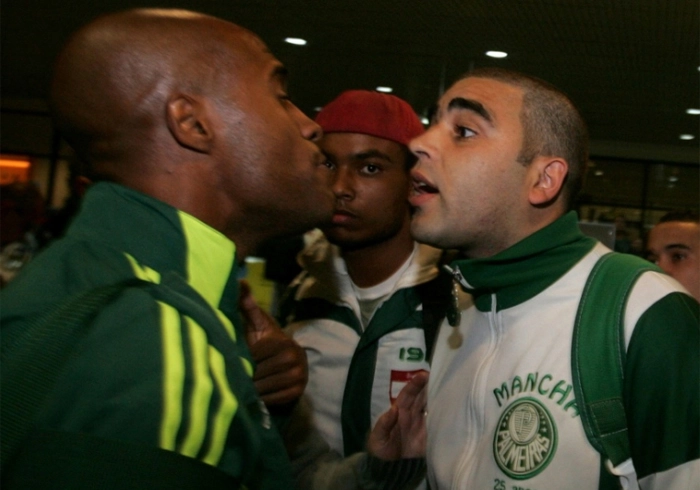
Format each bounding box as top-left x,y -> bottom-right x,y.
0,181 -> 45,286
647,210 -> 700,301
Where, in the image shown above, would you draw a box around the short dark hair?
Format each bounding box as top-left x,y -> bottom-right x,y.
658,210 -> 700,224
460,67 -> 589,210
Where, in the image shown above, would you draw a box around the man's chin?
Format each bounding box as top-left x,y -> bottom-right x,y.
410,222 -> 443,248
322,228 -> 350,244
324,232 -> 367,251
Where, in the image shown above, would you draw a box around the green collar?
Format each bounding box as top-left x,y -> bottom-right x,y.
450,211 -> 596,312
69,182 -> 240,318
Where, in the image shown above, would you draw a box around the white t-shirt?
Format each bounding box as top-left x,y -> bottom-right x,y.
351,245 -> 417,330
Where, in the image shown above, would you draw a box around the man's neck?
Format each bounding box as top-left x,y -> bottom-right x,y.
342,226 -> 415,288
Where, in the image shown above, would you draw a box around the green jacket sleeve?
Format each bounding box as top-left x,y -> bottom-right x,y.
623,292 -> 700,487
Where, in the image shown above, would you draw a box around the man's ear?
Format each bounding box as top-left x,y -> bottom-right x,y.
528,157 -> 568,207
166,94 -> 213,153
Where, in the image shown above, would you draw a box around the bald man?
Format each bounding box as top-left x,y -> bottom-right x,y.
1,9 -> 335,488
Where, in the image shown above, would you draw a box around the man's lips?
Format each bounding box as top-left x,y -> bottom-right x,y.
331,208 -> 357,225
409,171 -> 438,206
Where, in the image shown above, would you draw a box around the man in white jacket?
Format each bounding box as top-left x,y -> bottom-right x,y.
409,67 -> 699,489
281,90 -> 450,489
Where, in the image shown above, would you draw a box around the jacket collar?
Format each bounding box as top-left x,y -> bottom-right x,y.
449,211 -> 597,312
68,182 -> 239,316
296,233 -> 442,306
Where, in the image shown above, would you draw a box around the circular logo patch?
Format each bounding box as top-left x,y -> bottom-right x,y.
493,397 -> 557,480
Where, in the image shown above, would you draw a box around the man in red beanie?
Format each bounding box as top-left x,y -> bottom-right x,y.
279,90 -> 453,488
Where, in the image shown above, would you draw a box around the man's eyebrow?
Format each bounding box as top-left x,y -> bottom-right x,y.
664,243 -> 692,251
354,149 -> 393,162
447,97 -> 492,123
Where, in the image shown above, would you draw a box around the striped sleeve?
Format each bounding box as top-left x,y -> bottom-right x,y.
155,301 -> 239,467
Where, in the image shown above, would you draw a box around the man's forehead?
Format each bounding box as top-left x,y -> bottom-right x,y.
656,221 -> 700,239
438,77 -> 523,115
650,222 -> 700,250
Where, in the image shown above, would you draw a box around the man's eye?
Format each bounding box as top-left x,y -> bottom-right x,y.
671,253 -> 687,263
323,159 -> 336,170
361,164 -> 380,175
455,125 -> 476,138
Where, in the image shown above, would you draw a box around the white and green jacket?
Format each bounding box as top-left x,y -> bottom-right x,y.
281,235 -> 443,457
427,211 -> 699,490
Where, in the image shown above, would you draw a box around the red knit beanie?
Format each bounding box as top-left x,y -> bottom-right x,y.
315,90 -> 424,146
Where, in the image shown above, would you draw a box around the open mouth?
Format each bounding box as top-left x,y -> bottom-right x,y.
409,171 -> 439,208
412,177 -> 438,195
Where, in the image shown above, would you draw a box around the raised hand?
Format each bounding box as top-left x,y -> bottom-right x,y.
238,279 -> 308,407
367,370 -> 428,460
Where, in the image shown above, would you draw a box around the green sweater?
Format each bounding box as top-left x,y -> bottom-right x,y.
1,182 -> 293,488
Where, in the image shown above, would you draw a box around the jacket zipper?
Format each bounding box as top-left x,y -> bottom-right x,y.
452,291 -> 501,489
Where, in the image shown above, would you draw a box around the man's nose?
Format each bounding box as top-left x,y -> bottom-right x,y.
331,168 -> 354,200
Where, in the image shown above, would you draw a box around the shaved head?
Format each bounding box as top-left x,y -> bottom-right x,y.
50,9 -> 258,179
49,9 -> 334,256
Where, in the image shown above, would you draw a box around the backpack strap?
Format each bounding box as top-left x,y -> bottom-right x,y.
571,252 -> 659,467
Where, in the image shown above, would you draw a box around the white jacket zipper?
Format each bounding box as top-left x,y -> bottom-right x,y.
452,291 -> 501,489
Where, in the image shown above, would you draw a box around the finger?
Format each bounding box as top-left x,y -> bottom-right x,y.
252,338 -> 307,397
253,356 -> 306,385
405,421 -> 427,458
373,404 -> 398,439
394,370 -> 429,411
238,279 -> 280,342
248,335 -> 305,365
367,405 -> 399,459
257,383 -> 306,406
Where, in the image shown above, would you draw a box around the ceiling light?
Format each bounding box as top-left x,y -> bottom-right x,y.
668,176 -> 679,183
421,117 -> 429,125
679,134 -> 695,140
486,51 -> 508,59
314,106 -> 323,112
594,170 -> 604,177
284,37 -> 307,46
376,86 -> 393,93
687,108 -> 700,115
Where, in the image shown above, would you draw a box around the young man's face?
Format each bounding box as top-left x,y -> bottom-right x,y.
320,132 -> 411,250
408,77 -> 534,257
647,220 -> 700,301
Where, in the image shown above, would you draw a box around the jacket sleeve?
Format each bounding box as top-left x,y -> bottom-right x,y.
623,291 -> 700,489
283,396 -> 425,490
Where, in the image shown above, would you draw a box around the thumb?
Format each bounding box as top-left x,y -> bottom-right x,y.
238,279 -> 277,343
